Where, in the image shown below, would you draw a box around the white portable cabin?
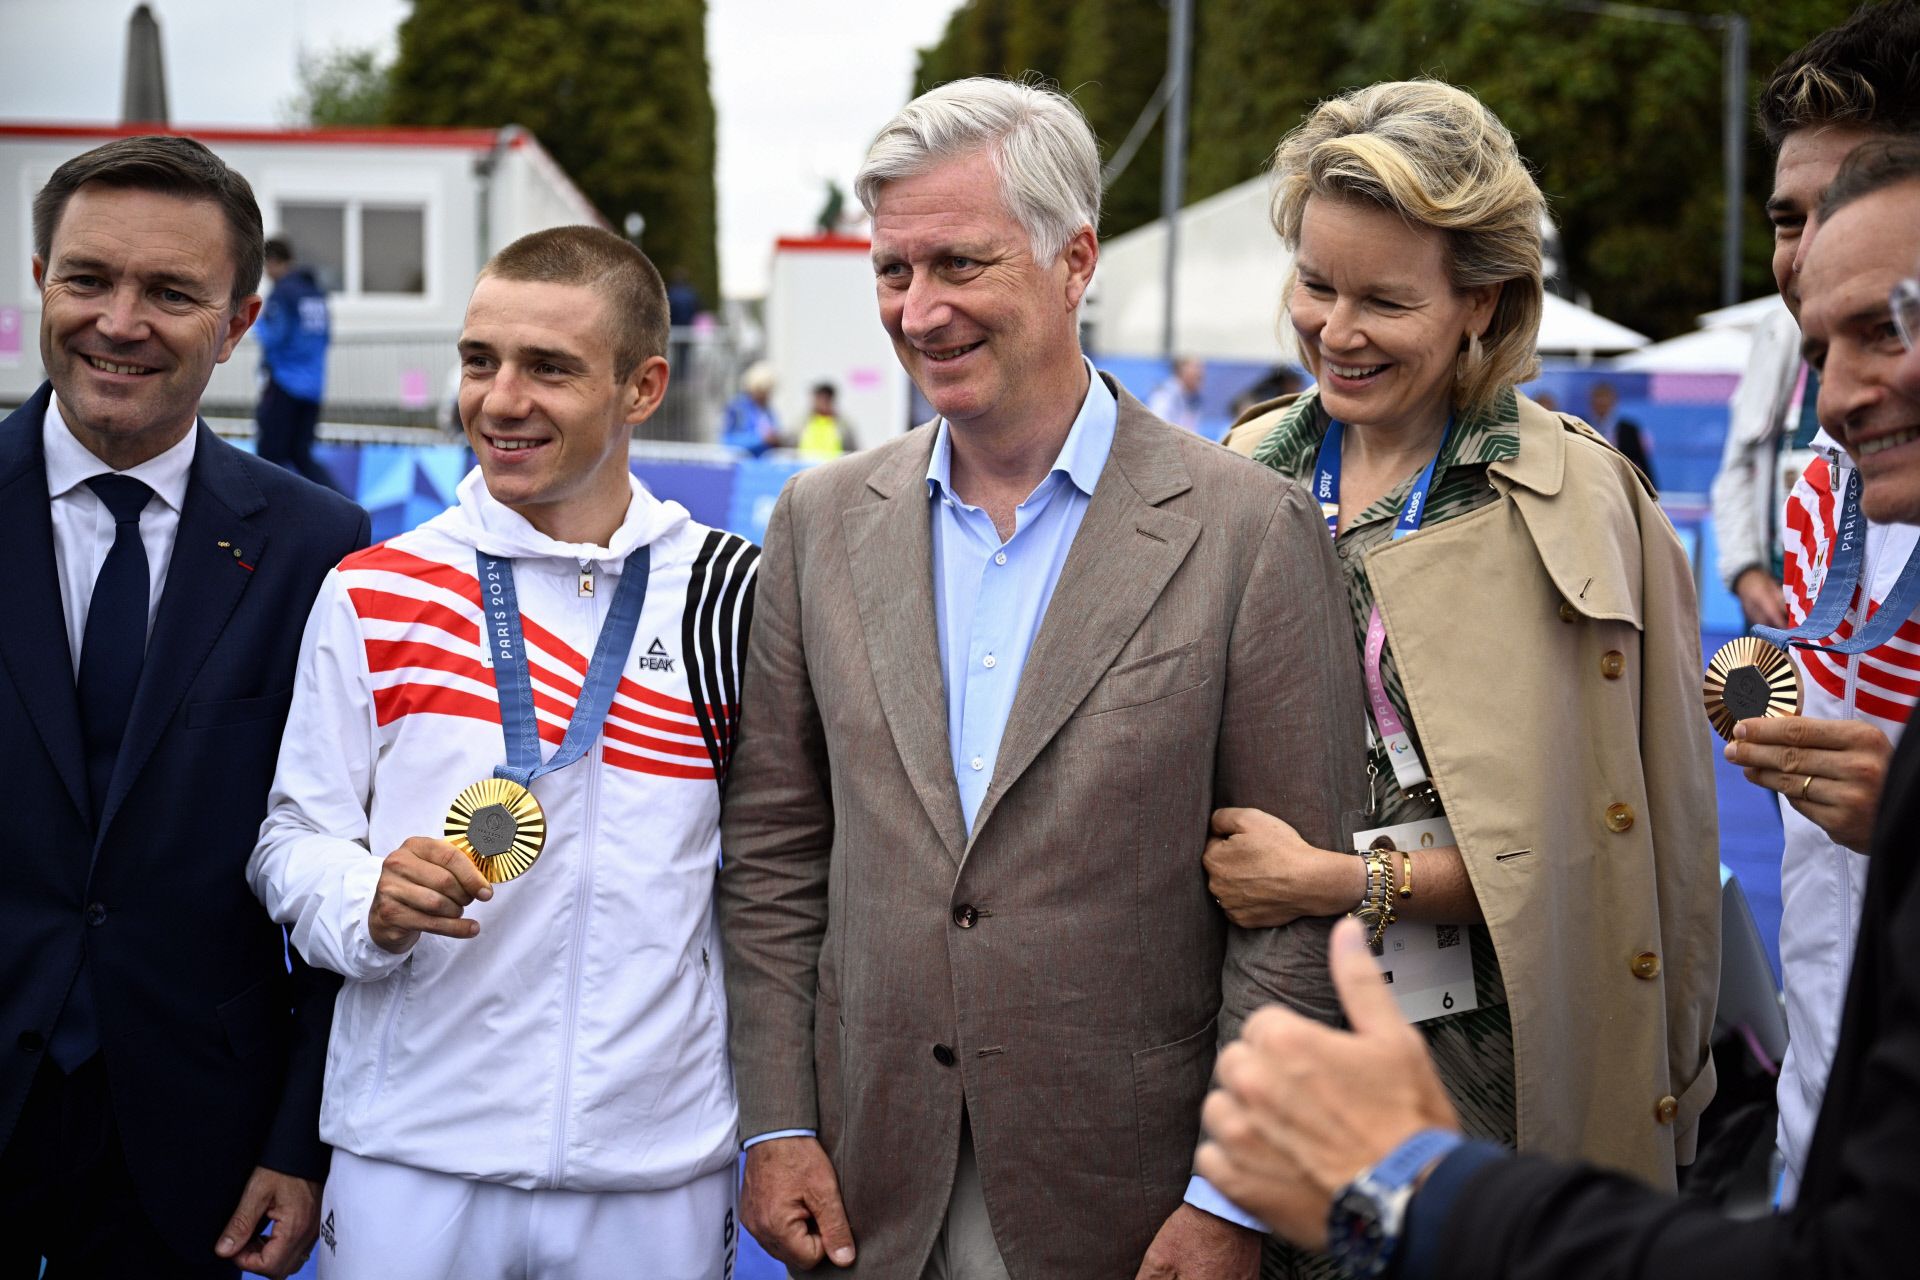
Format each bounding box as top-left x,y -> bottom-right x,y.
763,234 -> 912,446
0,121 -> 606,413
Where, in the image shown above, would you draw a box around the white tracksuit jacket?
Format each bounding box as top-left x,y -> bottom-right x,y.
249,469 -> 758,1191
1774,432 -> 1916,1205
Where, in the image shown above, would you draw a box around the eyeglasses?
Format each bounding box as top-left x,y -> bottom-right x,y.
1894,276 -> 1920,351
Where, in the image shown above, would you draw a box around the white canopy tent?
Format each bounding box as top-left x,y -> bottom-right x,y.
1088,175 -> 1649,361
1613,293 -> 1787,374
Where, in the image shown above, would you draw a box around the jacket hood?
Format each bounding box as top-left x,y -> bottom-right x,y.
425,466 -> 692,565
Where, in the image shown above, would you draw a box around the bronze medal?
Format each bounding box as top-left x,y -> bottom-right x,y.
445,777 -> 546,883
1703,636 -> 1803,742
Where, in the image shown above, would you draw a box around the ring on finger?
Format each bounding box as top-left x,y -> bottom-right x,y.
1798,773 -> 1815,801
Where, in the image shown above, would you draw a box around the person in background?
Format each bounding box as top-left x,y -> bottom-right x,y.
1212,82 -> 1718,1268
796,381 -> 854,460
1194,141 -> 1920,1280
1708,1 -> 1920,632
1587,381 -> 1656,486
722,361 -> 782,456
1708,2 -> 1920,1206
1148,355 -> 1206,432
254,236 -> 340,493
0,134 -> 367,1280
1231,366 -> 1306,420
667,267 -> 699,386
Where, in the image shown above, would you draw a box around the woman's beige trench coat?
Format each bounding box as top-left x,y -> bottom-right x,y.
1228,391 -> 1720,1189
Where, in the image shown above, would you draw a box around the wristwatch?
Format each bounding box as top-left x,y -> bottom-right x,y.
1326,1127 -> 1464,1279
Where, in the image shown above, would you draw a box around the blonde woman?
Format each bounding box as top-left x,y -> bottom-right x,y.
1209,80 -> 1719,1198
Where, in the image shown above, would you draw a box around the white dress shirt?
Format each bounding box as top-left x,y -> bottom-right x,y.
44,395 -> 197,674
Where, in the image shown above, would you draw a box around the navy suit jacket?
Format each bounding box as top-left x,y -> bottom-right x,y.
0,383 -> 368,1259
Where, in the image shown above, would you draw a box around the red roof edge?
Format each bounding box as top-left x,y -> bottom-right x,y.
0,121 -> 504,149
775,234 -> 872,253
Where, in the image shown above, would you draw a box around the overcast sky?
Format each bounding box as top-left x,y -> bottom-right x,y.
0,0 -> 959,298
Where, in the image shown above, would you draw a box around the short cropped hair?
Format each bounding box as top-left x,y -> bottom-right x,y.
264,236 -> 294,264
1759,2 -> 1920,151
855,76 -> 1101,267
1817,136 -> 1920,222
482,225 -> 668,379
33,134 -> 264,307
1269,79 -> 1546,417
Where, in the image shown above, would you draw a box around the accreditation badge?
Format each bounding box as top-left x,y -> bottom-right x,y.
1703,636 -> 1802,742
445,777 -> 546,883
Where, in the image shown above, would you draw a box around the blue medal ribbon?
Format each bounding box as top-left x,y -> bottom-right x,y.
1753,468 -> 1920,655
477,547 -> 650,786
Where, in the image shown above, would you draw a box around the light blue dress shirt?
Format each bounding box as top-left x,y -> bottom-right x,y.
747,361 -> 1263,1233
927,362 -> 1115,833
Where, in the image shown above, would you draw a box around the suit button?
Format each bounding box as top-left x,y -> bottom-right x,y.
1654,1095 -> 1679,1125
1631,951 -> 1661,980
16,1030 -> 44,1054
1605,804 -> 1635,833
953,904 -> 978,929
84,902 -> 108,927
1600,651 -> 1625,679
1559,601 -> 1577,623
932,1043 -> 957,1067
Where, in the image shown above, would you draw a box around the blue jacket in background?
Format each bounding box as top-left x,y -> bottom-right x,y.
257,267 -> 330,402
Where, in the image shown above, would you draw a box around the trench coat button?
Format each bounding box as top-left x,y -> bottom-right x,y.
953,904 -> 978,929
16,1030 -> 44,1054
1559,601 -> 1577,623
84,902 -> 108,927
1654,1095 -> 1679,1125
1631,951 -> 1661,980
1600,651 -> 1626,679
1605,803 -> 1635,833
932,1043 -> 957,1067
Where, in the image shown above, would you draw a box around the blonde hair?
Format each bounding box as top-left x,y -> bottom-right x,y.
1269,79 -> 1545,417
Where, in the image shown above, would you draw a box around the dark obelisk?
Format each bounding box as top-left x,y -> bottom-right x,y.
121,4 -> 169,126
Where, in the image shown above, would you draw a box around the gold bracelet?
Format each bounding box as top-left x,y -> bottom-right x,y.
1398,848 -> 1414,900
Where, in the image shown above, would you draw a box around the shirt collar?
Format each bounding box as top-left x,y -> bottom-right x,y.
926,358 -> 1117,503
1252,385 -> 1522,483
43,392 -> 197,514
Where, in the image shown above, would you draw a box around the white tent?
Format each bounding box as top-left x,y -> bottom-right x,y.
1613,293 -> 1787,374
1088,175 -> 1649,360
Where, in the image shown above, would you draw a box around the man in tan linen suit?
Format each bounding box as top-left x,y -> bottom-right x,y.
718,78 -> 1364,1280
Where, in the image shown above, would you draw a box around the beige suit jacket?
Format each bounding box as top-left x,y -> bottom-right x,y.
719,377 -> 1366,1277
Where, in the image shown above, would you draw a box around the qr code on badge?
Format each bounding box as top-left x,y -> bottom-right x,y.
1436,925 -> 1462,950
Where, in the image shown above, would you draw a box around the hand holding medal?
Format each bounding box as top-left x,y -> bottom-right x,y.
446,547 -> 651,885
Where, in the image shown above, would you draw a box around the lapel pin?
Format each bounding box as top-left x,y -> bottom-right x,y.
218,540 -> 255,572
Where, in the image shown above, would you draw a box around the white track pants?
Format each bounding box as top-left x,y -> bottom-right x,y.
316,1150 -> 738,1280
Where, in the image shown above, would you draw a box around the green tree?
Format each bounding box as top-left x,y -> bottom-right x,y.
913,0 -> 1166,240
904,0 -> 1858,337
386,0 -> 719,306
286,44 -> 392,128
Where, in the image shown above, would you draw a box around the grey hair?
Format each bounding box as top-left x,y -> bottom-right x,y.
854,76 -> 1102,266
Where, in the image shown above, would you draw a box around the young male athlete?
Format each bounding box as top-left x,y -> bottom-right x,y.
248,226 -> 756,1279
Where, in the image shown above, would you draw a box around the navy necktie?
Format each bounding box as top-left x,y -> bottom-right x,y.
53,474 -> 152,1072
76,474 -> 153,828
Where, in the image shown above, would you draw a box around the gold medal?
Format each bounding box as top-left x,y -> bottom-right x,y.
445,777 -> 546,883
1703,636 -> 1803,742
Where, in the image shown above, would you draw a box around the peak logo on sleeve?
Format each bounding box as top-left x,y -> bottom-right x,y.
641,637 -> 677,673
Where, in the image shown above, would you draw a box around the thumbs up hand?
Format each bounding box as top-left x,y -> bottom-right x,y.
1195,917 -> 1460,1246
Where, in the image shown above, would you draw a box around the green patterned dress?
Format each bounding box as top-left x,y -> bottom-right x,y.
1249,389 -> 1519,1279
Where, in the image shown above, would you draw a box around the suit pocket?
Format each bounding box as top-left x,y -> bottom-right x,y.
1131,1016 -> 1217,1217
216,975 -> 284,1061
187,688 -> 294,729
1075,640 -> 1208,717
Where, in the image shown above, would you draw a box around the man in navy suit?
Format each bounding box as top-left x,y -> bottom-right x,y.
0,135 -> 367,1278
